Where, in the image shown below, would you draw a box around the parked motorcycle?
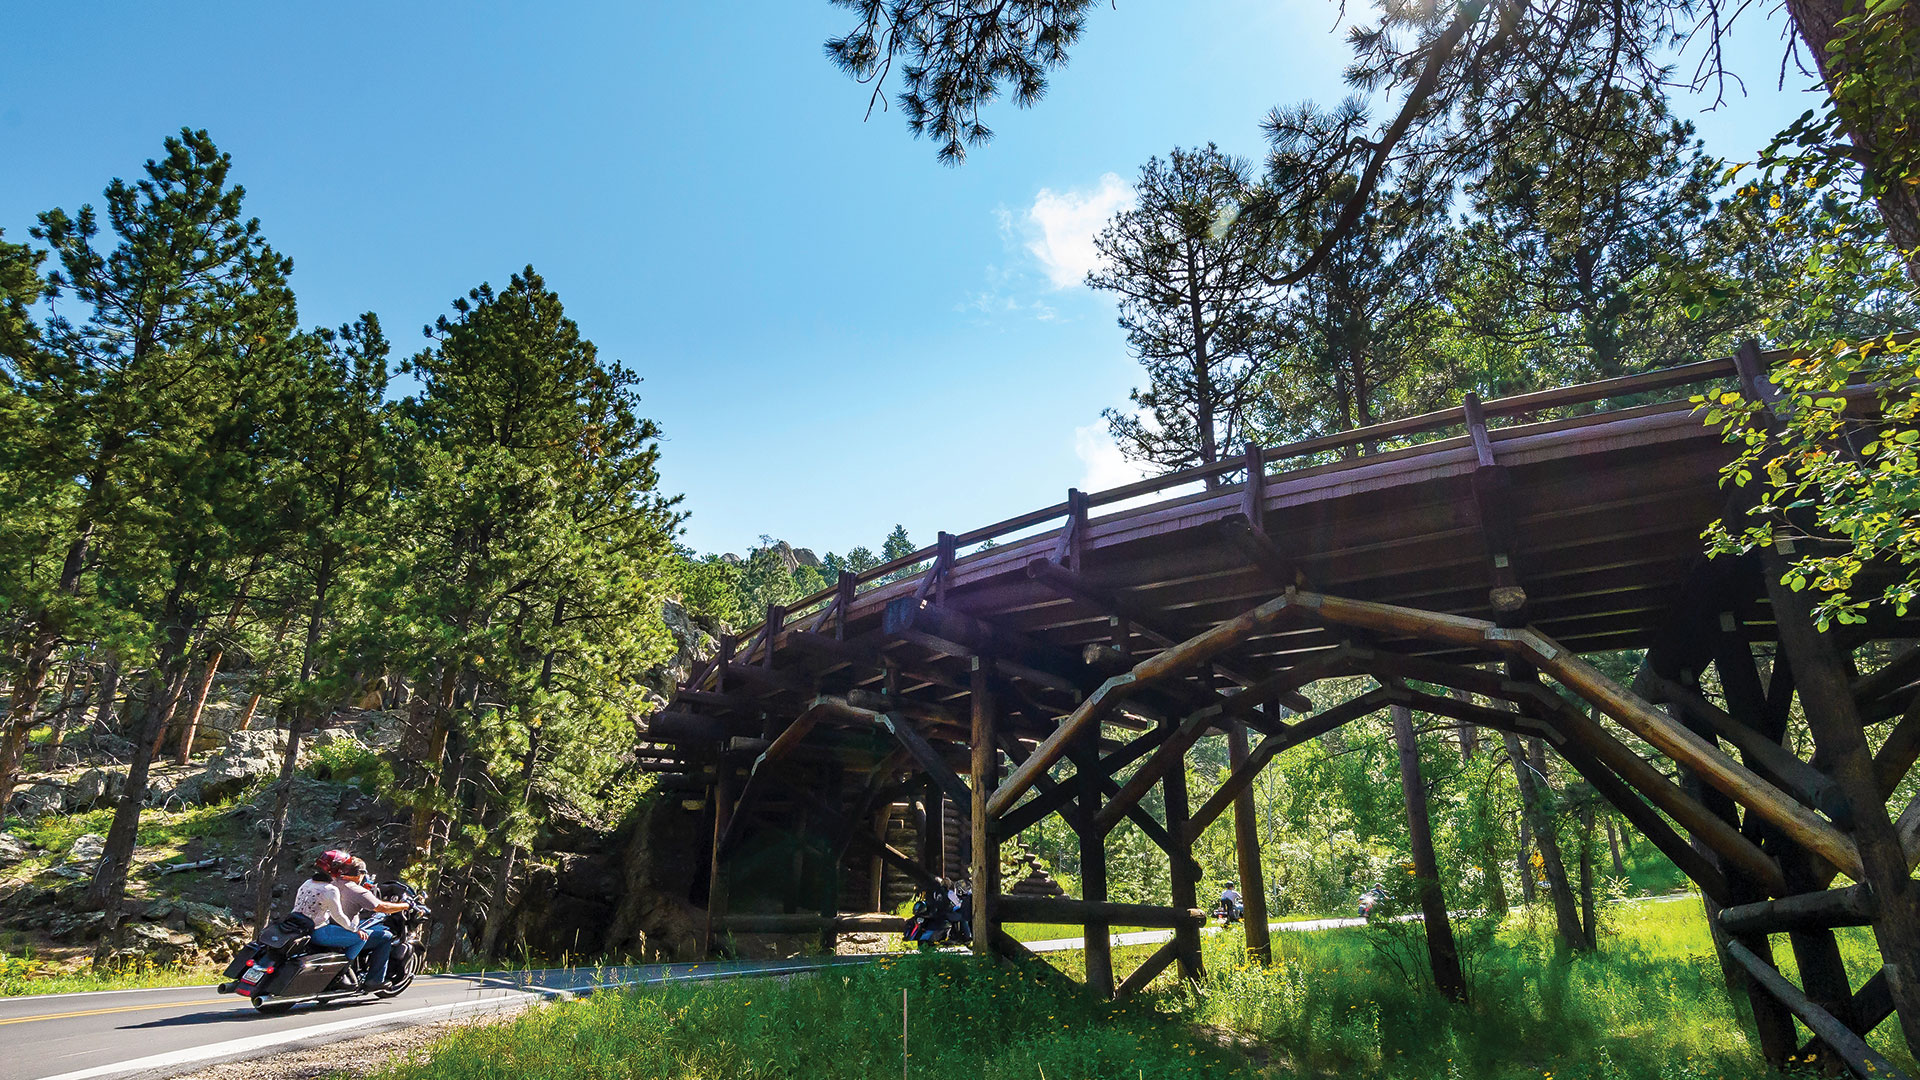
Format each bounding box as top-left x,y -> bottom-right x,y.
902,896 -> 952,948
218,880 -> 430,1013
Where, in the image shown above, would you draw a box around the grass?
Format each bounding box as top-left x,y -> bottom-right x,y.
1181,896 -> 1914,1080
355,953 -> 1254,1080
0,948 -> 224,996
345,896 -> 1915,1080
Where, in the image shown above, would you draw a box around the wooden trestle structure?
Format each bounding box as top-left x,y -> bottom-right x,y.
656,341 -> 1920,1077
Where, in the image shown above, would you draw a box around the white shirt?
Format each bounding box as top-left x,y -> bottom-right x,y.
292,878 -> 357,930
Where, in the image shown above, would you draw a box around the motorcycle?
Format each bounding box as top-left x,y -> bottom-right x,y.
1212,897 -> 1244,926
218,880 -> 431,1013
902,896 -> 952,947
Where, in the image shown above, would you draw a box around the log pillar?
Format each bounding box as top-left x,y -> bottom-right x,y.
1227,717 -> 1271,965
969,658 -> 1001,958
1070,734 -> 1114,997
1161,717 -> 1205,984
923,777 -> 946,880
703,762 -> 737,957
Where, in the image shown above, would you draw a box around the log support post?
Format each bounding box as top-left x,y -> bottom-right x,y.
1070,732 -> 1113,997
1161,716 -> 1205,984
969,657 -> 1001,958
1227,717 -> 1271,965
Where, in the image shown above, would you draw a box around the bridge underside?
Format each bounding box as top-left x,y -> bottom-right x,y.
656,346 -> 1920,1079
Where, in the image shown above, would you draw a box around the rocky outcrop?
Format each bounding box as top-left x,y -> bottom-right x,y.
660,599 -> 718,689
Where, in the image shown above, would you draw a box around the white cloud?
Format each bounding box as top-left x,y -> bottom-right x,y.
1074,420 -> 1152,493
1024,173 -> 1133,289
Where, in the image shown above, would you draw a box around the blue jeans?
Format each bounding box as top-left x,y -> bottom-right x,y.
311,923 -> 394,986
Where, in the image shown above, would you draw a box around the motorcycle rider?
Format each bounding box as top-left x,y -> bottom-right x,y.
1217,880 -> 1244,922
292,850 -> 410,989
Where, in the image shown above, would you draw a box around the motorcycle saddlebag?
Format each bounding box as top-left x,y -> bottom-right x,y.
271,952 -> 351,997
258,912 -> 315,952
221,943 -> 262,980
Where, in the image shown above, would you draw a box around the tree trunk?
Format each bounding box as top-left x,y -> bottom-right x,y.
1605,815 -> 1626,876
1515,815 -> 1536,904
172,649 -> 224,765
86,566 -> 200,940
1391,705 -> 1467,1001
89,655 -> 122,744
1784,0 -> 1920,282
1578,805 -> 1598,951
251,558 -> 336,935
41,660 -> 89,768
1504,732 -> 1586,950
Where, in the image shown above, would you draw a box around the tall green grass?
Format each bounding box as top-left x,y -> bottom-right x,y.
359,955 -> 1254,1079
355,897 -> 1910,1079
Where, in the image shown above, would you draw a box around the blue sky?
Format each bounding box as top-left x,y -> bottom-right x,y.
0,2 -> 1822,558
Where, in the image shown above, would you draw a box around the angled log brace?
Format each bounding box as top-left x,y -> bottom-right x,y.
1294,590 -> 1864,881
1182,687 -> 1395,844
993,722 -> 1171,839
987,589 -> 1305,819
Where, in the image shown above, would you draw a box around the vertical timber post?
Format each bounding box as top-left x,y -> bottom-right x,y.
1162,717 -> 1205,984
923,777 -> 945,880
1071,734 -> 1113,997
1227,717 -> 1271,965
970,657 -> 1000,957
704,762 -> 736,957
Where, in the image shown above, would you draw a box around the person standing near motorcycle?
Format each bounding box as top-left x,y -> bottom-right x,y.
292,851 -> 409,989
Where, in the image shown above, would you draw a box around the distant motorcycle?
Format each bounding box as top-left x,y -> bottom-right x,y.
218,880 -> 430,1013
1211,898 -> 1244,927
902,896 -> 953,948
1357,886 -> 1387,919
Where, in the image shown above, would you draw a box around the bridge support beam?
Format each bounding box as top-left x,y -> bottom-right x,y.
969,657 -> 1001,959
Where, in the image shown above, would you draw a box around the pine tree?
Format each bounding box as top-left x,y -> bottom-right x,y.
1091,146 -> 1275,480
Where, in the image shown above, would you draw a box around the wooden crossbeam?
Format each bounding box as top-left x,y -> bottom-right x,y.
1719,886 -> 1877,935
994,723 -> 1170,839
872,712 -> 973,828
1854,644 -> 1920,710
1724,940 -> 1913,1080
1875,696 -> 1920,798
1115,936 -> 1183,999
987,589 -> 1304,819
1294,590 -> 1865,881
1183,688 -> 1393,844
1024,557 -> 1309,715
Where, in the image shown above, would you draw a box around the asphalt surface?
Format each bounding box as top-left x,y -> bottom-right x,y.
1023,914 -> 1373,953
1,957 -> 877,1080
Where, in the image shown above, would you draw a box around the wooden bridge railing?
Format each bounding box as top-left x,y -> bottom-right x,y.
709,348 -> 1768,664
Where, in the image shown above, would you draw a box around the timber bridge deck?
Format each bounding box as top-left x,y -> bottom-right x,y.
653,342 -> 1920,1078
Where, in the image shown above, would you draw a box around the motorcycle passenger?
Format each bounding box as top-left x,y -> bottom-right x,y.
292,851 -> 409,989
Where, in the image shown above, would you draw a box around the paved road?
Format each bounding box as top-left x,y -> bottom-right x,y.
1023,915 -> 1371,953
1,956 -> 876,1080
1021,893 -> 1699,953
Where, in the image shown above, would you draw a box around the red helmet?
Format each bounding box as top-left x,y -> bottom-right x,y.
316,849 -> 353,877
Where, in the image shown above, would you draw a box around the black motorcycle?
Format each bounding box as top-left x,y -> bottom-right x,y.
219,880 -> 430,1013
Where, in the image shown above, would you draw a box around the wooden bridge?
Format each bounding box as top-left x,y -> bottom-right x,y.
652,342 -> 1920,1077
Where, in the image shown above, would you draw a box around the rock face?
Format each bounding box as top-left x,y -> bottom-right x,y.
154,729 -> 287,806
660,600 -> 718,689
0,831 -> 28,866
504,796 -> 707,963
